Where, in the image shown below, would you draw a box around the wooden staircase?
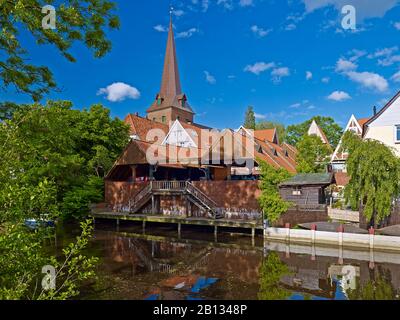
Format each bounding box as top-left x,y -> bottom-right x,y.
129,181 -> 223,219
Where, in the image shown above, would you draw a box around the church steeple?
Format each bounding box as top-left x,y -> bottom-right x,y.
160,17 -> 182,98
147,11 -> 194,125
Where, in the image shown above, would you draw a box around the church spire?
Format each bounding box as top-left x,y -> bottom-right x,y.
159,13 -> 182,98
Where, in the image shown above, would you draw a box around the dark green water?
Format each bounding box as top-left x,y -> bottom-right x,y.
56,220 -> 400,300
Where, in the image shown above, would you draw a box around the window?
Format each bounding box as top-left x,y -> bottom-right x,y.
292,187 -> 302,196
157,96 -> 162,105
152,118 -> 156,121
177,116 -> 180,120
162,116 -> 166,123
396,125 -> 400,143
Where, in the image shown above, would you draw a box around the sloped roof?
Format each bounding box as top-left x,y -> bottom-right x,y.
308,120 -> 330,145
334,172 -> 350,187
254,129 -> 278,144
279,173 -> 333,187
124,114 -> 169,141
363,90 -> 400,137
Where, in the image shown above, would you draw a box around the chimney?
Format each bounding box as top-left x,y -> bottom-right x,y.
373,106 -> 377,116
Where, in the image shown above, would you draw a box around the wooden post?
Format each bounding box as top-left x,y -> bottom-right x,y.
142,220 -> 146,234
178,223 -> 181,238
152,195 -> 155,215
131,165 -> 137,182
214,225 -> 218,242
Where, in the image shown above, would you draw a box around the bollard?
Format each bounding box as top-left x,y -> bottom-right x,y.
285,243 -> 290,258
311,245 -> 316,261
311,224 -> 317,245
369,249 -> 375,270
338,224 -> 344,247
369,227 -> 375,250
285,223 -> 291,242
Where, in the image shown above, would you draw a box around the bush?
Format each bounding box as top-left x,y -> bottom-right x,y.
62,176 -> 104,220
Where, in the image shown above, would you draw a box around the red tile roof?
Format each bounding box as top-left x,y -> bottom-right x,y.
254,129 -> 277,144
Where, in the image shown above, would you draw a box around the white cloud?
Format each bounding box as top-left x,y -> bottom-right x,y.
154,25 -> 167,32
367,47 -> 400,66
392,70 -> 400,82
335,58 -> 357,72
285,23 -> 297,31
271,67 -> 290,83
239,0 -> 253,6
176,28 -> 199,38
251,25 -> 271,37
254,113 -> 266,119
97,82 -> 141,102
204,71 -> 216,84
306,71 -> 313,80
346,71 -> 389,92
217,0 -> 233,10
348,49 -> 367,62
173,9 -> 185,17
244,62 -> 275,75
321,77 -> 330,83
395,22 -> 400,30
368,46 -> 398,58
290,103 -> 301,108
301,0 -> 398,21
327,90 -> 351,101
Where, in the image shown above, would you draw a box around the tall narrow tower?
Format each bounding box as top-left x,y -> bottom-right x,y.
146,15 -> 194,124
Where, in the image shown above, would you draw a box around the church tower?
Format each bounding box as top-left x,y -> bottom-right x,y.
146,16 -> 194,124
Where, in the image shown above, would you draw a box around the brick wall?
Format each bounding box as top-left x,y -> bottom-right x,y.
104,181 -> 148,205
192,181 -> 261,211
272,209 -> 328,227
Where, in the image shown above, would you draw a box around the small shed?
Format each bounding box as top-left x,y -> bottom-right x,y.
279,173 -> 334,206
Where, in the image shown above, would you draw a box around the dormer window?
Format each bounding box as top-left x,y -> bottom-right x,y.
156,95 -> 163,106
180,96 -> 187,108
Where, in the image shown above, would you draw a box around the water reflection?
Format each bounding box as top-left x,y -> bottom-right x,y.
79,222 -> 400,300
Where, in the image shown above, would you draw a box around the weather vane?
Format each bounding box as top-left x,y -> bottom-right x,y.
169,5 -> 174,18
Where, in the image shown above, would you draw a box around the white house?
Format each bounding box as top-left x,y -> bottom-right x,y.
308,120 -> 330,145
363,91 -> 400,157
331,114 -> 370,173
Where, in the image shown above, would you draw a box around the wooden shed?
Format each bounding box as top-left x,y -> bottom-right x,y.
279,173 -> 334,206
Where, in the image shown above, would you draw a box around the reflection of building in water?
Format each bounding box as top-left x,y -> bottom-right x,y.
328,265 -> 360,295
279,254 -> 337,299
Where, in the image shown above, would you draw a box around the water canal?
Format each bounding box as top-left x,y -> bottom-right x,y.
56,220 -> 400,300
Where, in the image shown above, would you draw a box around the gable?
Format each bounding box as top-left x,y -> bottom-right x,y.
366,92 -> 400,128
162,120 -> 198,148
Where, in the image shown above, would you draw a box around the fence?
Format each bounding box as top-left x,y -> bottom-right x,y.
328,207 -> 360,223
264,227 -> 400,252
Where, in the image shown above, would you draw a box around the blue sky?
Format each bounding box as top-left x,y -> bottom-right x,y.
3,0 -> 400,129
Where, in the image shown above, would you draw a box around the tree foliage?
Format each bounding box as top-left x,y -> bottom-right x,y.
0,100 -> 129,219
0,0 -> 119,100
255,121 -> 286,143
286,116 -> 343,147
258,252 -> 292,300
347,271 -> 398,300
243,106 -> 256,130
342,132 -> 400,226
258,160 -> 292,223
296,134 -> 331,173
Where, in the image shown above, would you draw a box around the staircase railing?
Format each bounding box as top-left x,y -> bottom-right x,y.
185,182 -> 219,215
151,181 -> 186,191
131,183 -> 152,212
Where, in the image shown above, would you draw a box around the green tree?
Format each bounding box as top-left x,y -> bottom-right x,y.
258,252 -> 292,300
342,132 -> 400,227
258,160 -> 293,223
244,106 -> 256,130
347,272 -> 398,300
296,134 -> 331,173
286,116 -> 343,147
0,0 -> 119,101
0,100 -> 129,219
256,121 -> 286,143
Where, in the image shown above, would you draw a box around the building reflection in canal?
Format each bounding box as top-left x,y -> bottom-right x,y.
90,223 -> 400,300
